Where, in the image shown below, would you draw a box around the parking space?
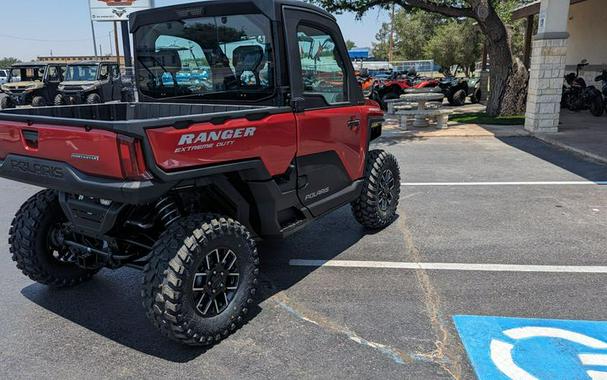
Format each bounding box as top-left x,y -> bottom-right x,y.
0,135 -> 606,379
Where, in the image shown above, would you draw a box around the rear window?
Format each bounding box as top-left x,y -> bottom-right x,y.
135,14 -> 274,102
0,71 -> 6,78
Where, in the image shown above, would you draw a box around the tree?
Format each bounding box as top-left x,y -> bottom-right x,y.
346,40 -> 357,50
310,0 -> 534,116
425,20 -> 482,76
0,57 -> 21,68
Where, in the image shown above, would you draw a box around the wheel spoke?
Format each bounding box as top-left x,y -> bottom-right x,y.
215,249 -> 221,264
226,253 -> 237,271
223,292 -> 229,305
205,252 -> 212,271
214,298 -> 220,314
192,272 -> 207,291
197,293 -> 213,315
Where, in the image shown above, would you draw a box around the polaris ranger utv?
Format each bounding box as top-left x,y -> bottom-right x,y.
55,61 -> 124,105
0,62 -> 65,108
0,0 -> 399,346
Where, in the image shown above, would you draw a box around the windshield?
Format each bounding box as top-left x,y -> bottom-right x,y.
10,67 -> 45,82
65,65 -> 98,81
135,14 -> 274,102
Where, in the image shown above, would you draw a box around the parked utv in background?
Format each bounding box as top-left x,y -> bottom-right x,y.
55,61 -> 124,105
0,62 -> 64,109
0,0 -> 399,347
594,69 -> 607,114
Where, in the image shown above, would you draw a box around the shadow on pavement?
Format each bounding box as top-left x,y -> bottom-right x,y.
497,136 -> 607,181
21,206 -> 382,363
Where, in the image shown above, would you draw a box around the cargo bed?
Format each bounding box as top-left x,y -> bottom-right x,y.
0,102 -> 287,135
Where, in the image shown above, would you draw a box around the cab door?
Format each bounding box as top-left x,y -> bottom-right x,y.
283,7 -> 368,216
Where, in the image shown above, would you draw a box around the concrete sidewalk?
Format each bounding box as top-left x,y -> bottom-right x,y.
381,119 -> 529,139
534,110 -> 607,164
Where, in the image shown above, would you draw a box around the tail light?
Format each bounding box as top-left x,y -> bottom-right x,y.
117,135 -> 150,180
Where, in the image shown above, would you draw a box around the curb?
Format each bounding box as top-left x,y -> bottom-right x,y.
533,134 -> 607,165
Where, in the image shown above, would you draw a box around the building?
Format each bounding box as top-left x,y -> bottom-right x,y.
513,0 -> 607,133
37,55 -> 126,66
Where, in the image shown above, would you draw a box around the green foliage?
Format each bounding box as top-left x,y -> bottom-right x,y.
0,57 -> 21,68
346,40 -> 357,50
425,20 -> 481,74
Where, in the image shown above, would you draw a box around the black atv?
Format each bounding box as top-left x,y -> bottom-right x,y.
438,75 -> 481,106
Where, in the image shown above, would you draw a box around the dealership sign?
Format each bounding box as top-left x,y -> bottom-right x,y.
89,0 -> 154,22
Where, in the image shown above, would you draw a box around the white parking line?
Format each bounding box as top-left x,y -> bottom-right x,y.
401,181 -> 607,186
289,260 -> 607,274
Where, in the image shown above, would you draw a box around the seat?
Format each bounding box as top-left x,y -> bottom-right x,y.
232,45 -> 266,87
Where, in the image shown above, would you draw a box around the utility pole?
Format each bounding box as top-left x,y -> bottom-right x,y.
88,1 -> 98,58
113,21 -> 121,65
388,4 -> 395,62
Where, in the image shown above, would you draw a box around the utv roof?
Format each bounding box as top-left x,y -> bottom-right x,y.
130,0 -> 335,31
68,61 -> 118,65
11,61 -> 55,67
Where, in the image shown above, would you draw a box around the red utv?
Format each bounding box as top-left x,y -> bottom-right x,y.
0,0 -> 400,346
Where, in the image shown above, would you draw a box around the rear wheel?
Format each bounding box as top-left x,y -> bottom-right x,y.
589,95 -> 604,117
54,94 -> 65,106
31,96 -> 46,107
449,89 -> 467,106
0,96 -> 15,109
86,93 -> 102,104
380,89 -> 400,111
9,190 -> 98,288
352,150 -> 401,229
470,88 -> 482,104
142,214 -> 259,346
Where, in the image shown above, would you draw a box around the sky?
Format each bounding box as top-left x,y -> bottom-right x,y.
0,0 -> 389,61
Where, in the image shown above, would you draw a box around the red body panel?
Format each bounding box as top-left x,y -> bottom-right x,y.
0,121 -> 126,179
146,113 -> 297,176
295,105 -> 368,181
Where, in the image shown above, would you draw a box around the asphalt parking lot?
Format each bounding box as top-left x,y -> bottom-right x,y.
0,135 -> 606,379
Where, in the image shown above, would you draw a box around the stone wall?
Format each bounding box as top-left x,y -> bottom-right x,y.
525,38 -> 568,133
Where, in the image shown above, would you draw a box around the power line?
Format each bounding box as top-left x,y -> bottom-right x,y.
0,33 -> 92,43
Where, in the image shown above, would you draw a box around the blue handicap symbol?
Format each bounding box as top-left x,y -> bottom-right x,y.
454,315 -> 607,380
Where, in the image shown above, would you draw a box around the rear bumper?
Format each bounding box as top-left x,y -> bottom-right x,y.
0,155 -> 173,204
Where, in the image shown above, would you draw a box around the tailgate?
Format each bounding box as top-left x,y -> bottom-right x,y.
0,120 -> 126,179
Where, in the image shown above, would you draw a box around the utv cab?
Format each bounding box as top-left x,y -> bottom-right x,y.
55,61 -> 124,105
0,62 -> 65,109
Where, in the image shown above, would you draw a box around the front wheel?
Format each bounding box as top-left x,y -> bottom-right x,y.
86,93 -> 102,104
589,95 -> 604,117
352,150 -> 401,229
470,88 -> 482,104
54,94 -> 65,106
31,96 -> 46,107
9,190 -> 98,288
0,96 -> 15,109
449,89 -> 467,106
142,215 -> 259,346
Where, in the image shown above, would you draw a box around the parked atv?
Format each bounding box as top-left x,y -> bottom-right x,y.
561,60 -> 604,117
0,62 -> 64,109
370,68 -> 439,110
438,75 -> 481,106
55,61 -> 124,105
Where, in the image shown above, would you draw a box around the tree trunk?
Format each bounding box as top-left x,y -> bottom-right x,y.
476,5 -> 528,116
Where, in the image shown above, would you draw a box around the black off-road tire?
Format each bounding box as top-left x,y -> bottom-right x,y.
590,95 -> 604,117
449,89 -> 467,106
352,150 -> 401,229
9,190 -> 98,288
142,214 -> 259,346
54,94 -> 65,106
0,96 -> 15,109
470,88 -> 482,104
381,89 -> 401,111
31,96 -> 46,107
86,93 -> 102,104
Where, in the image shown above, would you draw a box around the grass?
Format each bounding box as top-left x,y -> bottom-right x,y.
450,112 -> 525,125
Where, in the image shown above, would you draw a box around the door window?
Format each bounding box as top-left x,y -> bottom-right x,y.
296,24 -> 348,105
46,66 -> 62,83
99,65 -> 109,80
111,65 -> 121,80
